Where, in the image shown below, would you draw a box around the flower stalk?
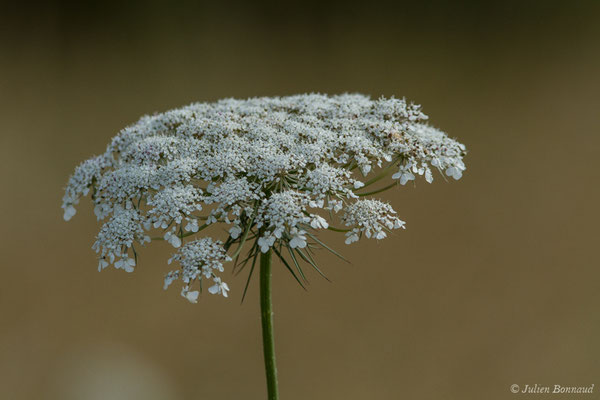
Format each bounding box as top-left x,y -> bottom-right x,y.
260,250 -> 279,400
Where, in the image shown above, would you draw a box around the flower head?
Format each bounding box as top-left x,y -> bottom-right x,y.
63,94 -> 466,300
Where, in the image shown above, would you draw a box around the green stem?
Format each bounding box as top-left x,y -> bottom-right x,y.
260,250 -> 279,400
327,226 -> 351,233
356,182 -> 397,196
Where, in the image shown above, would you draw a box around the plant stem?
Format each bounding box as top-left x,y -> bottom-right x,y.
260,250 -> 279,400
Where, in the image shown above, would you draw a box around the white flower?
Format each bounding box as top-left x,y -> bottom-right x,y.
185,219 -> 200,232
425,169 -> 433,183
310,215 -> 329,230
186,291 -> 200,303
329,199 -> 343,213
393,219 -> 405,229
115,257 -> 135,273
163,271 -> 179,290
375,231 -> 387,240
63,205 -> 77,221
309,199 -> 324,208
344,232 -> 360,244
446,165 -> 465,180
208,277 -> 230,297
288,228 -> 307,249
392,171 -> 415,185
258,235 -> 276,253
164,230 -> 182,248
229,225 -> 243,239
181,287 -> 199,303
94,203 -> 112,220
97,259 -> 109,272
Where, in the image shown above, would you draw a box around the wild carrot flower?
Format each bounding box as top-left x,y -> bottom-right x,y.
62,93 -> 466,399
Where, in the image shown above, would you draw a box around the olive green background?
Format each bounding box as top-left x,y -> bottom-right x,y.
1,1 -> 599,399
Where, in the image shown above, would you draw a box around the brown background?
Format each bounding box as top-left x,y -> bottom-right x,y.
1,1 -> 599,399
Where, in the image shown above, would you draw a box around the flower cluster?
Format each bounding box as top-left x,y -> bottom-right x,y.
165,238 -> 232,302
92,205 -> 150,272
63,93 -> 466,301
389,124 -> 466,184
342,200 -> 405,244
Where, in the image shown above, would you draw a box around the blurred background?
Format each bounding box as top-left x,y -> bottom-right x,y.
1,1 -> 599,399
